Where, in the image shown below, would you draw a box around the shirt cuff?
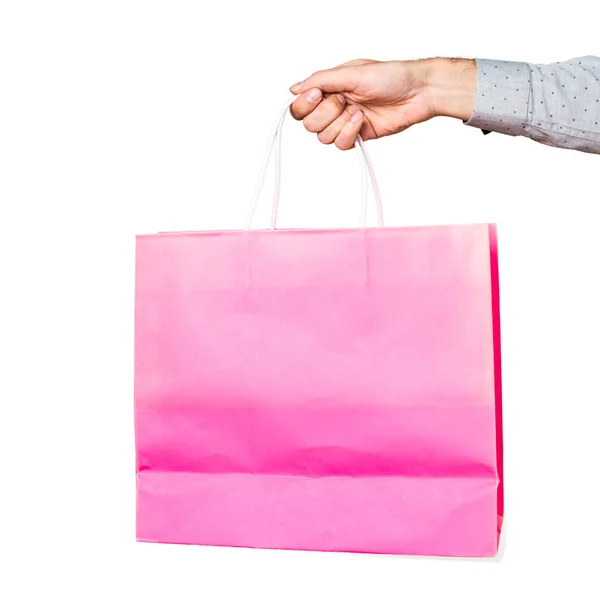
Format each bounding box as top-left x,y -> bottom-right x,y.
464,58 -> 531,136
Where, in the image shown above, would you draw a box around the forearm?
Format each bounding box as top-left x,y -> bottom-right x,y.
427,56 -> 600,155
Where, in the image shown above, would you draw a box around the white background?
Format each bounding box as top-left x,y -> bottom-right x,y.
1,1 -> 599,598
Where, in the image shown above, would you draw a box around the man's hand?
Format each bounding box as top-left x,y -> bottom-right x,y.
289,58 -> 477,150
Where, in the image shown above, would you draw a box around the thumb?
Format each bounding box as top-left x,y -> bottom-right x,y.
289,67 -> 360,95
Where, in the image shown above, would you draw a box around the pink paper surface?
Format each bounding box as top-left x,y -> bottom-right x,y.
134,224 -> 503,556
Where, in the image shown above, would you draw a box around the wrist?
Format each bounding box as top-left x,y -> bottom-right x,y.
423,58 -> 477,121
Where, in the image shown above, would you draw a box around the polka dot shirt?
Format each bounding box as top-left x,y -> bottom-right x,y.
465,56 -> 600,154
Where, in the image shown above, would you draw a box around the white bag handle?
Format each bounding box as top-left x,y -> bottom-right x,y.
245,97 -> 384,230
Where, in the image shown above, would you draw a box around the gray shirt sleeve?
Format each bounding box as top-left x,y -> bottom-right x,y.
464,56 -> 600,155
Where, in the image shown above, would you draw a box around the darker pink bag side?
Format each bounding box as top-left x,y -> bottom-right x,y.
489,224 -> 504,538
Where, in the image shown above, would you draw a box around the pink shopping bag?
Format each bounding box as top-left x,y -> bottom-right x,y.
134,101 -> 503,557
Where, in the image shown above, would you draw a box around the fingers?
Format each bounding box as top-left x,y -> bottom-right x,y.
334,106 -> 364,150
302,94 -> 346,132
317,109 -> 352,145
288,69 -> 364,150
317,106 -> 364,149
289,87 -> 323,120
292,94 -> 363,150
289,65 -> 364,149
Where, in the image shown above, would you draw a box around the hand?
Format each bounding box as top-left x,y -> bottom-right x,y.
289,58 -> 477,149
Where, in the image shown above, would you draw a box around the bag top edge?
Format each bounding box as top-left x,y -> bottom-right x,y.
136,223 -> 497,239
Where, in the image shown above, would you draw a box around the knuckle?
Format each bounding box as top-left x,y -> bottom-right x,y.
309,69 -> 326,81
327,95 -> 346,114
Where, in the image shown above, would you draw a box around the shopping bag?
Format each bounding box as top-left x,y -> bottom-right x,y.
134,100 -> 503,557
